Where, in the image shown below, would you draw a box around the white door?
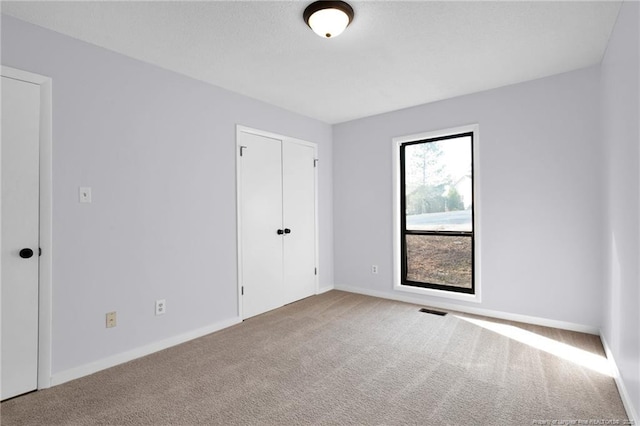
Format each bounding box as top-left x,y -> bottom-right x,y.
237,129 -> 317,319
1,76 -> 41,400
282,142 -> 316,304
238,131 -> 285,319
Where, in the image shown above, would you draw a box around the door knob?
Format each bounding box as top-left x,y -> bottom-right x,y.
277,229 -> 284,235
19,248 -> 34,259
284,228 -> 291,234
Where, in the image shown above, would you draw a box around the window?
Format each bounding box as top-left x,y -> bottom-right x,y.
394,126 -> 477,298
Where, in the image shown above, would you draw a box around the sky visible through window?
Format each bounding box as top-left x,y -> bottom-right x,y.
404,135 -> 472,232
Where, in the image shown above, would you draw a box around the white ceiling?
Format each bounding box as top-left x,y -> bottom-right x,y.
1,1 -> 622,124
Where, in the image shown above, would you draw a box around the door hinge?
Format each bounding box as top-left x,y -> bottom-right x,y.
314,159 -> 319,167
314,267 -> 317,275
240,146 -> 247,156
241,286 -> 244,296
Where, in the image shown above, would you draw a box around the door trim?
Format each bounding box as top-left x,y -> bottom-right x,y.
1,66 -> 53,390
235,125 -> 319,320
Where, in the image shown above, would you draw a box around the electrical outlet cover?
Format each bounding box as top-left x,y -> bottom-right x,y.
155,299 -> 166,316
106,311 -> 116,328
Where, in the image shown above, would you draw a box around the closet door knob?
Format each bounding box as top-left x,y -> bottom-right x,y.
19,248 -> 34,259
277,229 -> 284,235
284,228 -> 291,234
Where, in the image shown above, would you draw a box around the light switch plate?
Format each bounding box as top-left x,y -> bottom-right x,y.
79,187 -> 92,203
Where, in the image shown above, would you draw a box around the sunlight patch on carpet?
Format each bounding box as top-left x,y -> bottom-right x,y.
456,316 -> 613,377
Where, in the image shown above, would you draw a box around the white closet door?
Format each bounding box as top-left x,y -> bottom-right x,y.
1,76 -> 41,400
238,131 -> 284,319
282,141 -> 316,305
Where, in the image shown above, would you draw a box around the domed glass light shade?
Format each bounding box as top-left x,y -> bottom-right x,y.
303,1 -> 354,39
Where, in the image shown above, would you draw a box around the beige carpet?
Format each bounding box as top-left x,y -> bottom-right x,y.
1,290 -> 629,425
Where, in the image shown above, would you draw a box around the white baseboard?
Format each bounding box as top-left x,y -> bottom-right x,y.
333,284 -> 599,335
50,317 -> 242,387
317,285 -> 334,295
600,335 -> 639,424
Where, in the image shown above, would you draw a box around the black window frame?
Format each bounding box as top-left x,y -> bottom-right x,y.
399,131 -> 475,294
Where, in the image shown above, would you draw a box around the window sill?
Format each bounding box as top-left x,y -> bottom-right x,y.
394,283 -> 481,303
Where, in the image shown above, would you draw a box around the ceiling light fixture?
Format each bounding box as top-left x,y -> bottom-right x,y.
303,1 -> 354,39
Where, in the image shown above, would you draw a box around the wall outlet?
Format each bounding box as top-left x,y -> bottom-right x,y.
372,265 -> 379,274
155,299 -> 166,316
106,311 -> 116,328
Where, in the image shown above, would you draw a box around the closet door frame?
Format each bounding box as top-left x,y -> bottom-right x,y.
235,125 -> 319,319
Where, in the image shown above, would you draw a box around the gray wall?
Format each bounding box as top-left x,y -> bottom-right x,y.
602,0 -> 640,417
333,66 -> 604,329
1,15 -> 333,375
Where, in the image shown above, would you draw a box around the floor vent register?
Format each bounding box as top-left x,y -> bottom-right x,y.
419,308 -> 448,316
